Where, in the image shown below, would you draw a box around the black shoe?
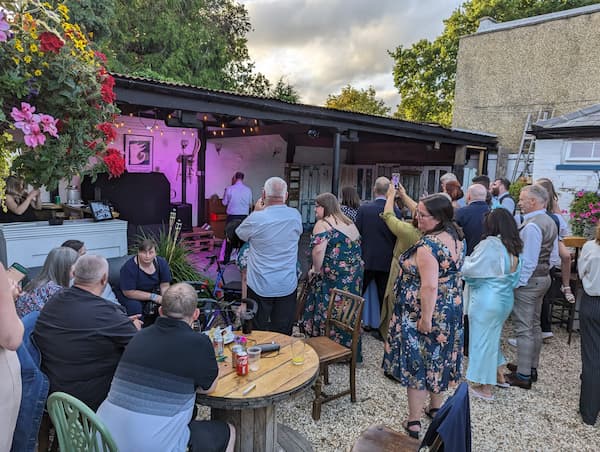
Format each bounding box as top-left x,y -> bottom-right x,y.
370,330 -> 383,342
506,363 -> 538,382
504,371 -> 532,390
403,420 -> 421,439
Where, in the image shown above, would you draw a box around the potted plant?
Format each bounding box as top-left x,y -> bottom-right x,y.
0,1 -> 124,196
569,190 -> 600,239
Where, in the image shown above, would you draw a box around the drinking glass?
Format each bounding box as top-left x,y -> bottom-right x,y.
291,332 -> 305,365
247,346 -> 261,371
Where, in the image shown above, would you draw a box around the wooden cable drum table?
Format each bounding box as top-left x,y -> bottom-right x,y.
196,331 -> 318,452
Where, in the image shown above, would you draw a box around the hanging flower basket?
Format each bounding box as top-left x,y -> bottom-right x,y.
569,190 -> 600,239
0,1 -> 124,192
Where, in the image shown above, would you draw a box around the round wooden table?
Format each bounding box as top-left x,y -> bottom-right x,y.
196,331 -> 319,452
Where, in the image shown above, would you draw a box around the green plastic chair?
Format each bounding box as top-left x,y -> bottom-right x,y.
46,392 -> 118,452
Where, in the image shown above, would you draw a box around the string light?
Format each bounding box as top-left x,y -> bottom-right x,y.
203,115 -> 208,121
242,129 -> 246,134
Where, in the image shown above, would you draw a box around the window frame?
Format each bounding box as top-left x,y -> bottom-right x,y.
564,140 -> 600,162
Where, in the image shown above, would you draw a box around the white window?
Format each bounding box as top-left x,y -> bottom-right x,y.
565,140 -> 600,161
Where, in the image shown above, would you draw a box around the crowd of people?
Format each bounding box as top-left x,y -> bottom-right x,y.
1,171 -> 599,451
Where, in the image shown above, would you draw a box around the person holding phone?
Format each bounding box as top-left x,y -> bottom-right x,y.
0,175 -> 41,223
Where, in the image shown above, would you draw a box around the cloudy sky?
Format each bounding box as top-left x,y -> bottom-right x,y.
239,0 -> 464,111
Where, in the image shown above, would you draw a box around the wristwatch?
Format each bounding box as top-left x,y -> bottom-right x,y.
150,293 -> 157,302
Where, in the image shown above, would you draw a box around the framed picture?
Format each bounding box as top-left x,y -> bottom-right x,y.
89,202 -> 113,221
125,134 -> 153,172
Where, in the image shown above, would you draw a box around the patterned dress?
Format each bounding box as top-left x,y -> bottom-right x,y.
383,235 -> 465,393
15,281 -> 62,318
300,228 -> 364,350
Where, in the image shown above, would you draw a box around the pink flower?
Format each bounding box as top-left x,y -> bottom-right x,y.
39,114 -> 59,138
0,11 -> 10,42
11,102 -> 36,122
577,191 -> 584,197
23,124 -> 46,148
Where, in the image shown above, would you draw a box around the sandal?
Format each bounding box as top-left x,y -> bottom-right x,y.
561,285 -> 576,304
425,407 -> 439,419
403,420 -> 421,439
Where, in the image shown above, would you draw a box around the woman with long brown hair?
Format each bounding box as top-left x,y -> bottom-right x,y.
300,193 -> 363,349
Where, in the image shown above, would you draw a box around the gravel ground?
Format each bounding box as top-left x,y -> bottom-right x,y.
273,323 -> 599,451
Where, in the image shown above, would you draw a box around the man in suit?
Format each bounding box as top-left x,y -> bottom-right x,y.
355,177 -> 401,331
456,184 -> 490,256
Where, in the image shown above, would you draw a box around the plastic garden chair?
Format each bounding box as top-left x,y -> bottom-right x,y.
46,392 -> 118,452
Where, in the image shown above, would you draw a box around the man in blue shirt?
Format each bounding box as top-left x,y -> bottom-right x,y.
222,172 -> 253,263
455,184 -> 490,256
236,177 -> 302,334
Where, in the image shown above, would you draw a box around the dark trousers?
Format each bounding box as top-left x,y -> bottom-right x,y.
580,291 -> 600,425
248,286 -> 297,335
361,270 -> 388,311
224,215 -> 247,263
541,268 -> 561,333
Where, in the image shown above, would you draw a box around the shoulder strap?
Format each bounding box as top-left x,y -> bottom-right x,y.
322,218 -> 335,230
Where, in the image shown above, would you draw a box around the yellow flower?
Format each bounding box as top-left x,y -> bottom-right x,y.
42,62 -> 49,68
12,57 -> 20,65
2,132 -> 14,142
58,4 -> 70,20
42,2 -> 52,8
15,40 -> 24,52
29,43 -> 38,53
34,69 -> 42,77
30,31 -> 39,39
24,55 -> 32,64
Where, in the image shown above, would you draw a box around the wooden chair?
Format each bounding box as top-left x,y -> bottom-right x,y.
47,392 -> 117,452
305,288 -> 364,421
352,382 -> 471,452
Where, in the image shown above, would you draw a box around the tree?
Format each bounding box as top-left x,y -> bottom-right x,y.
325,85 -> 390,116
94,0 -> 267,93
270,77 -> 301,103
390,0 -> 599,126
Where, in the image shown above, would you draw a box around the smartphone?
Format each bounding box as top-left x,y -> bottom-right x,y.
391,173 -> 401,189
7,262 -> 27,283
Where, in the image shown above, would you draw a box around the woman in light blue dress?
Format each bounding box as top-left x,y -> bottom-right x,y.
463,208 -> 522,400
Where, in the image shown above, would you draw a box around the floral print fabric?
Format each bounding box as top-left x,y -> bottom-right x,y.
383,235 -> 464,393
15,280 -> 62,318
300,228 -> 364,350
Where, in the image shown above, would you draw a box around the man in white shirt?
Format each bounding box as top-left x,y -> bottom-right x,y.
222,172 -> 252,263
505,185 -> 557,389
236,177 -> 302,334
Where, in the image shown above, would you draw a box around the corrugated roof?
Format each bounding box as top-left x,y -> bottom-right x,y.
474,3 -> 600,35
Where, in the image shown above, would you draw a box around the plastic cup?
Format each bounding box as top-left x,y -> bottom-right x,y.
291,332 -> 305,365
247,346 -> 261,371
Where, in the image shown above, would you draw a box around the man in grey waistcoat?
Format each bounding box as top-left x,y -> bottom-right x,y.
505,184 -> 557,389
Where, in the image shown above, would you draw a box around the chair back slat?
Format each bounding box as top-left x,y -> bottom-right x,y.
47,392 -> 118,452
325,289 -> 364,339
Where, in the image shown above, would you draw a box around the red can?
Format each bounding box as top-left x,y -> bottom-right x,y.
236,351 -> 248,376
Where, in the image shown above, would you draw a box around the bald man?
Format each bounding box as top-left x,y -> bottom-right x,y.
455,183 -> 491,256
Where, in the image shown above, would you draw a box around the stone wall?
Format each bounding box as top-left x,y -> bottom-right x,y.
452,10 -> 600,176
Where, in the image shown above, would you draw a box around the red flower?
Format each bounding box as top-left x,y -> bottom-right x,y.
103,148 -> 125,178
38,32 -> 64,53
85,140 -> 98,150
97,122 -> 116,142
94,51 -> 107,63
100,74 -> 116,104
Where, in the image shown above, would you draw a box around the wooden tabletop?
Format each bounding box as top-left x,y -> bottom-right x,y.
563,236 -> 588,248
197,331 -> 319,409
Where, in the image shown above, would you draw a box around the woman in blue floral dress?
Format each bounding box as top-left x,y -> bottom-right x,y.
382,194 -> 465,439
300,193 -> 364,350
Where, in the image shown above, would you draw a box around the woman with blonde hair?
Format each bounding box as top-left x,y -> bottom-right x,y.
1,175 -> 41,223
300,193 -> 363,349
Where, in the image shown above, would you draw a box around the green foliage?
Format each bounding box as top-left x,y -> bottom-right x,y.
508,178 -> 529,202
390,0 -> 599,126
133,211 -> 203,283
269,77 -> 301,103
569,190 -> 600,237
325,85 -> 390,116
0,1 -> 119,190
98,0 -> 269,95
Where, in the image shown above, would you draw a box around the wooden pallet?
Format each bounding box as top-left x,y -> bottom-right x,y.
181,228 -> 215,251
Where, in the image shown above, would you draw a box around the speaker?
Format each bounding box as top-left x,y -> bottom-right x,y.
171,203 -> 192,232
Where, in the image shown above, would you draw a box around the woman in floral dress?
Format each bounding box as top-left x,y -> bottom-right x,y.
300,193 -> 363,350
383,194 -> 465,439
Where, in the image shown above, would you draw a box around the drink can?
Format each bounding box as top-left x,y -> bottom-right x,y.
54,195 -> 61,205
236,351 -> 248,376
231,345 -> 243,368
213,333 -> 224,357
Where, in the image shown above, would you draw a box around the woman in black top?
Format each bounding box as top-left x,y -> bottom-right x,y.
1,176 -> 41,223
